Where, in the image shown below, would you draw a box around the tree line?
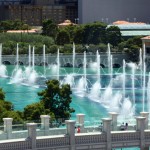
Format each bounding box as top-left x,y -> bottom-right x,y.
0,19 -> 142,62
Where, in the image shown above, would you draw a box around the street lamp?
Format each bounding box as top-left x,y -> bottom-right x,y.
75,18 -> 79,24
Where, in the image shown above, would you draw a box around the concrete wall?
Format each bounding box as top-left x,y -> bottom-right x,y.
78,0 -> 150,24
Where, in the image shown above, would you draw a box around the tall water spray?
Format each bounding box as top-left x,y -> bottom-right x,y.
0,43 -> 2,66
32,46 -> 35,70
132,64 -> 136,107
73,43 -> 75,74
128,62 -> 136,108
88,51 -> 101,101
24,45 -> 32,79
139,48 -> 142,71
147,72 -> 150,113
27,46 -> 38,85
16,43 -> 19,70
10,43 -> 23,83
57,49 -> 60,81
96,50 -> 100,83
29,45 -> 31,67
107,43 -> 111,74
43,45 -> 46,75
142,44 -> 146,111
123,60 -> 126,100
83,51 -> 87,91
110,55 -> 113,86
0,43 -> 7,77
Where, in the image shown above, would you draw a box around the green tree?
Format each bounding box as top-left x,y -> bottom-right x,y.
42,19 -> 58,39
83,22 -> 107,45
38,80 -> 75,119
24,102 -> 50,121
55,30 -> 70,45
0,88 -> 5,100
64,25 -> 77,43
73,26 -> 84,44
106,26 -> 122,47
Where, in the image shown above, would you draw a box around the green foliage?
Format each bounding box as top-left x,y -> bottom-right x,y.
0,88 -> 5,100
118,36 -> 142,62
61,44 -> 73,54
42,19 -> 58,38
82,22 -> 107,45
38,79 -> 75,119
63,25 -> 77,43
0,88 -> 23,124
48,45 -> 58,54
106,26 -> 122,47
1,111 -> 23,124
0,33 -> 54,55
56,30 -> 70,45
0,20 -> 30,32
73,26 -> 84,44
24,102 -> 50,121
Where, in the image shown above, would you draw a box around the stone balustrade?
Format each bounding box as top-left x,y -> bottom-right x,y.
0,112 -> 150,150
2,53 -> 127,67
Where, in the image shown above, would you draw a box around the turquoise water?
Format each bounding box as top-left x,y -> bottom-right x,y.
0,65 -> 147,121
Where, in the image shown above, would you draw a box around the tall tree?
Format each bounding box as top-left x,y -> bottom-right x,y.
106,26 -> 122,47
42,19 -> 58,39
38,80 -> 75,119
0,88 -> 5,100
55,30 -> 70,45
83,22 -> 107,45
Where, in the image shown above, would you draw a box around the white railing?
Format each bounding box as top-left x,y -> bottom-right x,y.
0,113 -> 150,150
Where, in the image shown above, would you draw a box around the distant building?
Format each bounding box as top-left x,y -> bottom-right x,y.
108,21 -> 150,38
78,0 -> 150,24
141,36 -> 150,55
0,0 -> 78,26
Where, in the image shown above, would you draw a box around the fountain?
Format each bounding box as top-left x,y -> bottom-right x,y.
10,43 -> 24,84
0,43 -> 7,77
0,43 -> 150,123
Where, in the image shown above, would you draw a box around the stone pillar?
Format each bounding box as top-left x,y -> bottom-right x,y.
136,117 -> 146,150
27,123 -> 37,150
3,118 -> 13,139
102,118 -> 112,150
76,114 -> 85,132
65,120 -> 76,150
109,112 -> 118,131
40,115 -> 50,135
140,112 -> 149,129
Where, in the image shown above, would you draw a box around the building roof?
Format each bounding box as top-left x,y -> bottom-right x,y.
110,20 -> 150,30
141,35 -> 150,40
113,20 -> 145,25
6,29 -> 39,33
121,31 -> 150,36
58,20 -> 76,27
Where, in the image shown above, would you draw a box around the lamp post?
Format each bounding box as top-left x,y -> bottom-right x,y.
75,18 -> 79,24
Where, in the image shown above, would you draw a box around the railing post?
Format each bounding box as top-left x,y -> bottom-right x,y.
76,114 -> 85,132
102,118 -> 112,150
40,115 -> 50,135
65,120 -> 76,150
3,118 -> 13,139
136,116 -> 146,150
27,123 -> 37,150
109,112 -> 118,131
140,112 -> 149,129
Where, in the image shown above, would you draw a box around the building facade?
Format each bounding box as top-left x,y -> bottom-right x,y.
0,0 -> 78,25
78,0 -> 150,24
